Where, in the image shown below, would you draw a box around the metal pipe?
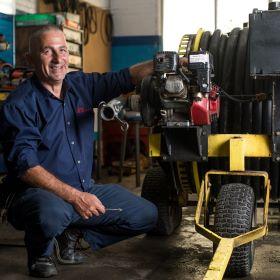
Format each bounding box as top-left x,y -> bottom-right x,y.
135,122 -> 141,187
118,126 -> 128,183
214,0 -> 218,30
96,107 -> 103,180
99,95 -> 127,121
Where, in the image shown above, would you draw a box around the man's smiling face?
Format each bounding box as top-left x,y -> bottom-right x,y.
30,29 -> 69,86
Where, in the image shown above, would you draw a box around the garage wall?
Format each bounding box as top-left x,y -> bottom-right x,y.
80,0 -> 109,9
110,0 -> 162,71
0,0 -> 15,15
16,0 -> 37,14
37,1 -> 111,73
163,0 -> 215,52
0,13 -> 14,65
163,0 -> 268,52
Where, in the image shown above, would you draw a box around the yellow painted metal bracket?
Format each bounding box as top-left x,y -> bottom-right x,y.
195,170 -> 270,280
229,137 -> 245,171
208,134 -> 271,158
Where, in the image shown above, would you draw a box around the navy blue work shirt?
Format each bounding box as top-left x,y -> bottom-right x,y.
0,69 -> 135,191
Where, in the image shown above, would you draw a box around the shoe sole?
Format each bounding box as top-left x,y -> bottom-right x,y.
53,238 -> 84,265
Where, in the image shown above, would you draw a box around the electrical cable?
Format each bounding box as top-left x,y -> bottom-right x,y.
100,11 -> 113,46
78,3 -> 98,45
88,7 -> 97,34
44,0 -> 111,46
218,86 -> 268,103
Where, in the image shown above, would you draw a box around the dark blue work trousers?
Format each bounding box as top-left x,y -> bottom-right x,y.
8,181 -> 158,263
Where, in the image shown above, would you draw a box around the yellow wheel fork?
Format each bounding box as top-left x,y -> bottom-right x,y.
195,134 -> 271,280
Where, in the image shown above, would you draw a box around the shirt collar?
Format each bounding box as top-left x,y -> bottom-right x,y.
31,74 -> 72,100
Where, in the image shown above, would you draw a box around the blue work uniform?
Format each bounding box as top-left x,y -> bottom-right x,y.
0,69 -> 158,265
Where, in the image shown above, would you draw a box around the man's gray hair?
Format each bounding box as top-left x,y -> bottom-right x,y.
28,25 -> 64,53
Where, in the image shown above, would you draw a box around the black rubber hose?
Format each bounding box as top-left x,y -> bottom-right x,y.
199,31 -> 211,51
261,81 -> 279,199
219,28 -> 240,185
213,33 -> 227,189
209,29 -> 221,84
219,28 -> 240,134
261,86 -> 272,198
251,79 -> 263,199
208,30 -> 221,134
262,80 -> 272,134
208,32 -> 221,196
261,80 -> 279,199
231,28 -> 249,133
252,81 -> 263,134
270,161 -> 280,199
241,43 -> 253,133
217,34 -> 227,87
241,39 -> 253,186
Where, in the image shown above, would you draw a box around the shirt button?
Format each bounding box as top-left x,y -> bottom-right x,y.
71,141 -> 75,145
77,160 -> 81,164
82,179 -> 85,183
67,121 -> 70,125
63,103 -> 66,107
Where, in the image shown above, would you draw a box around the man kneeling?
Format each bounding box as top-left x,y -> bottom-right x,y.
0,25 -> 158,277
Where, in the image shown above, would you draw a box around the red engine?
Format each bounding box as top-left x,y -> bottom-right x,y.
190,86 -> 220,125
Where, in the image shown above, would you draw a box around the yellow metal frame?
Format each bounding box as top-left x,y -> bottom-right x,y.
208,134 -> 271,172
146,83 -> 272,280
148,130 -> 271,279
192,161 -> 201,194
195,170 -> 270,280
208,134 -> 271,157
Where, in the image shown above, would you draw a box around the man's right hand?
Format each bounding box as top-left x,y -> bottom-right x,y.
72,191 -> 106,219
21,166 -> 106,219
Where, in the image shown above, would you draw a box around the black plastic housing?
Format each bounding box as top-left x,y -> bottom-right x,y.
154,51 -> 178,74
249,9 -> 280,76
188,51 -> 213,92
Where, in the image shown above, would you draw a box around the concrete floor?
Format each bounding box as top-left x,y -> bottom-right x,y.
0,172 -> 279,280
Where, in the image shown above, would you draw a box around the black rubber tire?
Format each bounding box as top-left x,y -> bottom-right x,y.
214,183 -> 255,277
141,166 -> 182,235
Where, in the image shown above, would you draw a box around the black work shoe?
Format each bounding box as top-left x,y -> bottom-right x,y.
29,256 -> 58,278
54,229 -> 87,265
